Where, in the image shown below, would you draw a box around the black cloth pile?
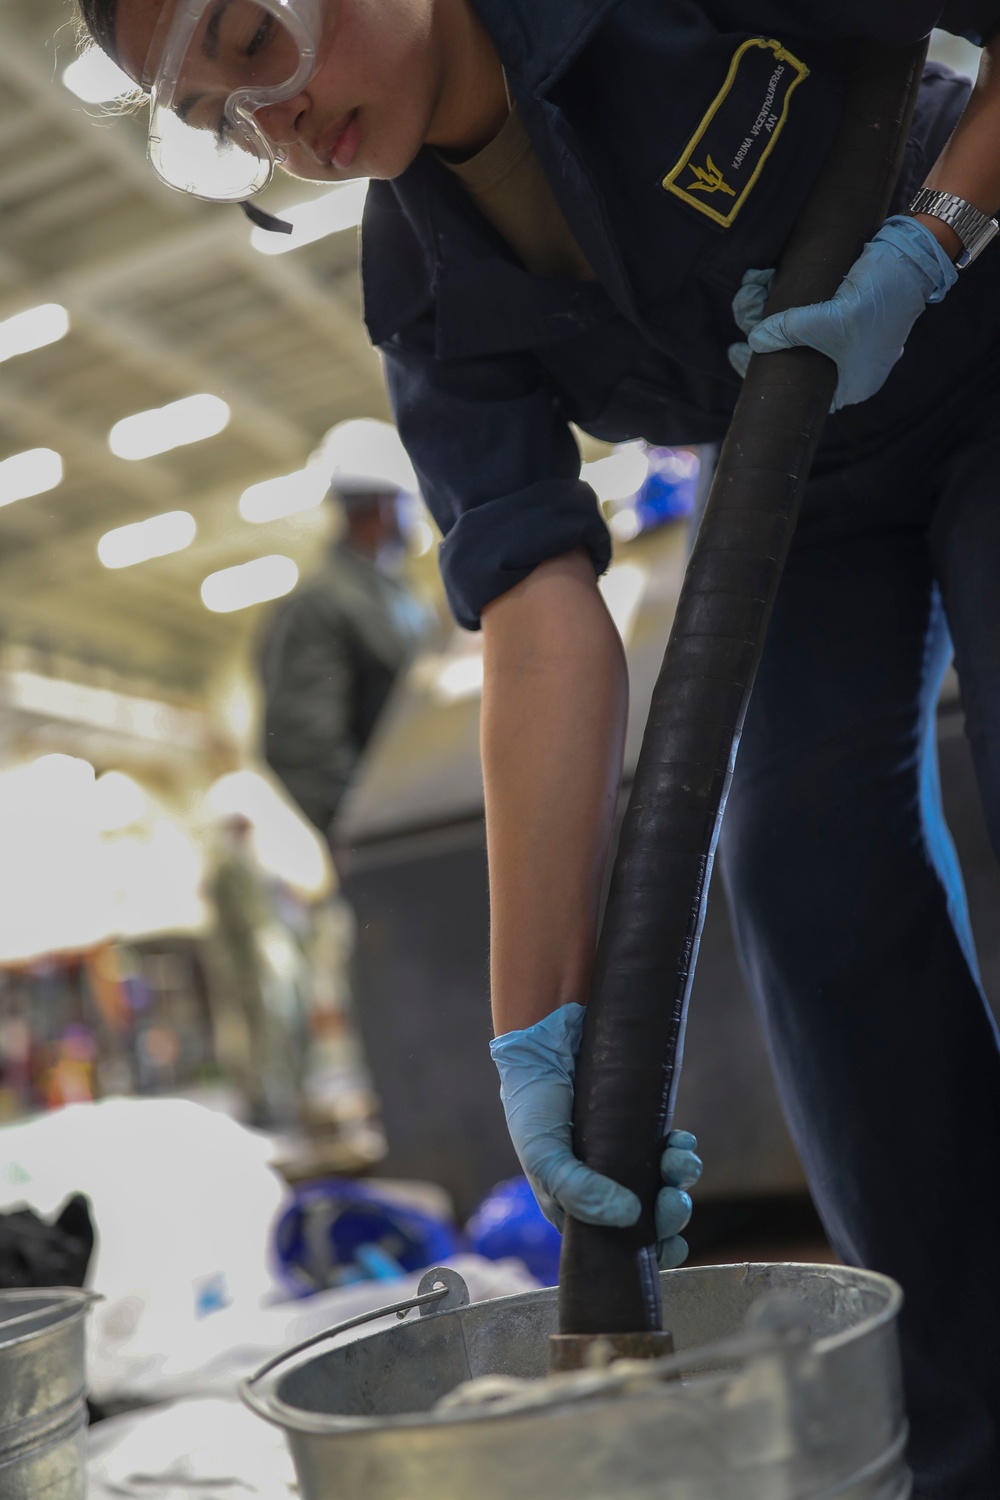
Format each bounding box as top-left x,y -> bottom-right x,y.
0,1194 -> 94,1288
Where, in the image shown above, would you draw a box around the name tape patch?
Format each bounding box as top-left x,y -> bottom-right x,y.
662,38 -> 808,228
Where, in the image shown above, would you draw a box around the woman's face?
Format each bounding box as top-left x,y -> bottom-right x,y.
114,0 -> 446,183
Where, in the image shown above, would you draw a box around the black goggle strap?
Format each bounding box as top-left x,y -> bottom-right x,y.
240,201 -> 294,234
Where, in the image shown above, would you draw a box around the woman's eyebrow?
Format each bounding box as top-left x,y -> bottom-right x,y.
202,0 -> 238,59
174,0 -> 240,118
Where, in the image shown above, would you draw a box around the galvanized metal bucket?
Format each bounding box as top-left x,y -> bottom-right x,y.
243,1262 -> 911,1500
0,1288 -> 96,1499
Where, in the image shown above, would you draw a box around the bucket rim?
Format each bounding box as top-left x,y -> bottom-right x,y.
0,1288 -> 98,1351
243,1261 -> 904,1440
697,1261 -> 905,1356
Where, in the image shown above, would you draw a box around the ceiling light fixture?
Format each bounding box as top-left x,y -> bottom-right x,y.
2,673 -> 204,748
250,180 -> 369,255
0,304 -> 69,364
109,394 -> 230,461
0,448 -> 63,508
201,555 -> 299,613
239,466 -> 328,523
98,510 -> 197,569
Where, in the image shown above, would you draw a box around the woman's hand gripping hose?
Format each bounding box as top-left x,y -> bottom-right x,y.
727,215 -> 958,410
491,1004 -> 702,1267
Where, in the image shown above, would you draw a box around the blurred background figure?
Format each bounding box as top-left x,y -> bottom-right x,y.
204,811 -> 310,1128
259,419 -> 435,854
256,420 -> 436,1162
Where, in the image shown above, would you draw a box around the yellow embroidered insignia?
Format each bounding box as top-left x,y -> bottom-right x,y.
686,157 -> 736,197
662,38 -> 809,228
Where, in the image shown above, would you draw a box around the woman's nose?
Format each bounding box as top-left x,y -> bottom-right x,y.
254,92 -> 306,147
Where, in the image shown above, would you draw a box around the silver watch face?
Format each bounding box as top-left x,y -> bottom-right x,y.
959,218 -> 1000,268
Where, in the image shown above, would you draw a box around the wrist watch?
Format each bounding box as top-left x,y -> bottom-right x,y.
908,188 -> 1000,269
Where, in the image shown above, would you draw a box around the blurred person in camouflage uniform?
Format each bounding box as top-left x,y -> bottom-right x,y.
259,421 -> 433,848
258,423 -> 434,1154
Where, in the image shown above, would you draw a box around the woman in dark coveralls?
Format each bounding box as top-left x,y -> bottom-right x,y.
76,0 -> 1000,1489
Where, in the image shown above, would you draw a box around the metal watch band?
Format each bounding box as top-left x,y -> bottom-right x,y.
909,188 -> 1000,269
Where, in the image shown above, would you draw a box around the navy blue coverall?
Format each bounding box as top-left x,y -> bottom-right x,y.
361,4 -> 1000,1494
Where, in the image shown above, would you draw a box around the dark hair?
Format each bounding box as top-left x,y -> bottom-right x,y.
76,0 -> 119,63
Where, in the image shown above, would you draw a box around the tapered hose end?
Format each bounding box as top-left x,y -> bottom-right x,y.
558,1217 -> 663,1334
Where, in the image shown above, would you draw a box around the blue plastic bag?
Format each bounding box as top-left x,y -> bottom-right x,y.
466,1176 -> 562,1286
274,1179 -> 459,1295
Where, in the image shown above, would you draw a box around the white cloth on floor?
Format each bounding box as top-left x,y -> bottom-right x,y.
86,1256 -> 541,1496
0,1097 -> 290,1400
89,1252 -> 539,1403
87,1397 -> 297,1498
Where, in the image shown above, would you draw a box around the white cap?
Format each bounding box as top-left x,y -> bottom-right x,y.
312,418 -> 419,498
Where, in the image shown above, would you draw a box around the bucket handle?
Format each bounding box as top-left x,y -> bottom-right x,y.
241,1267 -> 468,1428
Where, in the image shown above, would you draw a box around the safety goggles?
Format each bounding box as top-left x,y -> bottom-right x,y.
143,0 -> 326,202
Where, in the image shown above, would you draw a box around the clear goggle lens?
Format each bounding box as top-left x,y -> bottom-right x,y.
148,101 -> 274,200
146,0 -> 318,201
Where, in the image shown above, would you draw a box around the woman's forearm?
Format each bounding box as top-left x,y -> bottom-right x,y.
481,549 -> 628,1036
915,36 -> 1000,259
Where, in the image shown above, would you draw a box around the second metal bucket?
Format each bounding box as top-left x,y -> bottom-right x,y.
0,1288 -> 95,1500
244,1261 -> 910,1500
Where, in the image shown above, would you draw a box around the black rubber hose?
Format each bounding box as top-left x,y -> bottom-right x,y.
559,39 -> 928,1337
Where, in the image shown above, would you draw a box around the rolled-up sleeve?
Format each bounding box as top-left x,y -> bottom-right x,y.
381,311 -> 611,630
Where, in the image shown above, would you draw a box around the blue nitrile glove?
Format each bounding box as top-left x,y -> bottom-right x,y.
490,1003 -> 702,1268
726,215 -> 958,411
